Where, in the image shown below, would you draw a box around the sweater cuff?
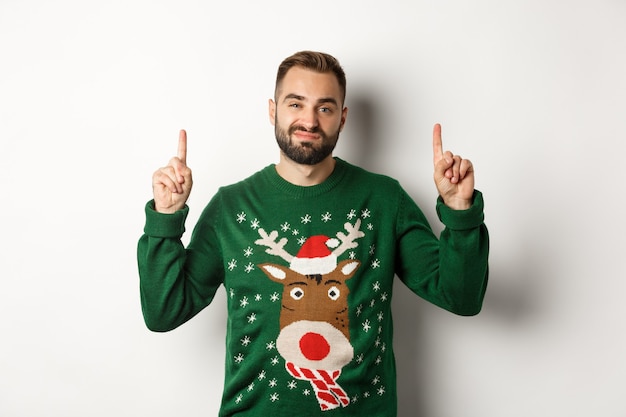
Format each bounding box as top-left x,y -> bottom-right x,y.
436,190 -> 485,230
143,200 -> 189,238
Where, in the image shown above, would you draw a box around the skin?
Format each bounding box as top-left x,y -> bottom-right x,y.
269,66 -> 347,186
152,67 -> 475,213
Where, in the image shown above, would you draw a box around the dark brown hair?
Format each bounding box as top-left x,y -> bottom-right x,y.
275,51 -> 347,104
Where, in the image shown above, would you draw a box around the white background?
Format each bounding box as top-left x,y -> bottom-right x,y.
1,0 -> 625,416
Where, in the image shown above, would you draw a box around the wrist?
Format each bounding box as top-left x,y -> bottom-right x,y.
442,197 -> 471,211
153,201 -> 184,214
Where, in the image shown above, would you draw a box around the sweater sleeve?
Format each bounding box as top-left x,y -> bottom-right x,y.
395,189 -> 489,316
137,197 -> 225,332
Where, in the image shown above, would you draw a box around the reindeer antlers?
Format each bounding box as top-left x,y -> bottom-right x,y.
332,219 -> 365,257
256,219 -> 365,263
255,229 -> 294,263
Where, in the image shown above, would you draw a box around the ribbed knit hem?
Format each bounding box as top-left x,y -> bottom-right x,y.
143,200 -> 189,238
262,157 -> 349,198
436,190 -> 485,230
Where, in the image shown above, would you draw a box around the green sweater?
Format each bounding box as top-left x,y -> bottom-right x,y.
138,158 -> 489,416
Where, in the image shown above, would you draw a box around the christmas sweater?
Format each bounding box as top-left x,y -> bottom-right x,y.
138,157 -> 489,416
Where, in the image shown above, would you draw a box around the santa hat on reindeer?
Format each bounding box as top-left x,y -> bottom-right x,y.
289,235 -> 340,276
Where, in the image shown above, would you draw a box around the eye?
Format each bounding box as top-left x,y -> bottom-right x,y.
290,287 -> 305,300
328,286 -> 340,301
319,107 -> 331,113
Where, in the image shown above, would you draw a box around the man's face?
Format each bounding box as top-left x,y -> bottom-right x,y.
269,66 -> 347,165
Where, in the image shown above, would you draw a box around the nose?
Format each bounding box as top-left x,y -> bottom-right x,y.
301,109 -> 319,130
299,332 -> 330,361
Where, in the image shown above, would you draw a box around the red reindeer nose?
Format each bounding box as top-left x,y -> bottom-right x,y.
299,332 -> 331,361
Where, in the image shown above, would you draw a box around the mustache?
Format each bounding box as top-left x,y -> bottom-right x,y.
289,125 -> 322,135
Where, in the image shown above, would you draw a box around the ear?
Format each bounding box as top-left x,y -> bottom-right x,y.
337,259 -> 360,279
259,263 -> 290,283
268,99 -> 276,126
339,106 -> 348,132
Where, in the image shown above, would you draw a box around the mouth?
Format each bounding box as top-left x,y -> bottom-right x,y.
292,130 -> 321,141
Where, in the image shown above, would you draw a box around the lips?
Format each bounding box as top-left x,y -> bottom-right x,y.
293,130 -> 321,141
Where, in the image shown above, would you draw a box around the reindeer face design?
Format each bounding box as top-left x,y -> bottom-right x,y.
255,220 -> 365,411
259,259 -> 360,370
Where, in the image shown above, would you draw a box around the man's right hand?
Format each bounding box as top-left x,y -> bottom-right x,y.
152,130 -> 193,213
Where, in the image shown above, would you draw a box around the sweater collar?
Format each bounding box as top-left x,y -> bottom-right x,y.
264,157 -> 348,198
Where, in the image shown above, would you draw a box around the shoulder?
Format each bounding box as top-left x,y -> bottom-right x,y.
217,164 -> 275,195
336,158 -> 403,190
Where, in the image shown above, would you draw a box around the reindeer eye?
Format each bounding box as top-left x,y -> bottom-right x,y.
328,286 -> 340,301
290,287 -> 304,300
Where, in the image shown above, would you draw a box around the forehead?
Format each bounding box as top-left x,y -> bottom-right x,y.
277,66 -> 343,102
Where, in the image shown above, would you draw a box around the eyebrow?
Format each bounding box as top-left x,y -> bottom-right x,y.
283,93 -> 339,106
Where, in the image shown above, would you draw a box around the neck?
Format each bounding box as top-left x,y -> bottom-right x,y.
275,153 -> 336,186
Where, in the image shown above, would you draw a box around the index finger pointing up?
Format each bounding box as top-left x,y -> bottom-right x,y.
177,129 -> 187,163
432,123 -> 444,165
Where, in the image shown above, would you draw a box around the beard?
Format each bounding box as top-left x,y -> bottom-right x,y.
275,121 -> 340,166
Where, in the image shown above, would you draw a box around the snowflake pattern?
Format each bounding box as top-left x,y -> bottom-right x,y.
228,259 -> 237,271
229,205 -> 395,409
362,319 -> 372,332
